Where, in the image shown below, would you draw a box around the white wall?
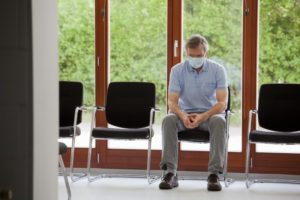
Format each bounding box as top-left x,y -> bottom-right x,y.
32,0 -> 58,199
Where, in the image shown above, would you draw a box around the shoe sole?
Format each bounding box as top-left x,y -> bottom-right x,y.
207,185 -> 222,191
159,182 -> 179,190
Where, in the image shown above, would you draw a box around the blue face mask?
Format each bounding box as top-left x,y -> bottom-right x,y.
187,57 -> 205,69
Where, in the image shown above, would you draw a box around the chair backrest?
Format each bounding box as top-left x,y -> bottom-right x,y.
105,82 -> 156,128
258,84 -> 300,132
59,81 -> 83,127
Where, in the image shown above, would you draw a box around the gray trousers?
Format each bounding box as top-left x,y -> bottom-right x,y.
160,113 -> 226,175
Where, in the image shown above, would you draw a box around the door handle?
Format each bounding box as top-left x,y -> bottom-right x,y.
174,40 -> 178,57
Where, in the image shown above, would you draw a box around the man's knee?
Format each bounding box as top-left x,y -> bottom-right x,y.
162,114 -> 178,127
208,115 -> 226,127
209,115 -> 226,132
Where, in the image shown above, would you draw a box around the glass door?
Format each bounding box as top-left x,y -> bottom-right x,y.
257,0 -> 300,154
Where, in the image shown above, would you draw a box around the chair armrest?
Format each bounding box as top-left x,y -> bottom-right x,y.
77,105 -> 98,111
247,109 -> 258,136
228,109 -> 234,114
226,109 -> 232,115
148,107 -> 160,137
151,107 -> 160,112
84,105 -> 105,112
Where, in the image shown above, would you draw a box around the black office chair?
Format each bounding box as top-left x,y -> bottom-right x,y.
175,87 -> 233,187
245,83 -> 300,188
59,142 -> 71,200
59,81 -> 88,182
87,82 -> 159,184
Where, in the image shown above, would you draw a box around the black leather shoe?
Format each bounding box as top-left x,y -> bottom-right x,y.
159,173 -> 179,189
207,174 -> 222,191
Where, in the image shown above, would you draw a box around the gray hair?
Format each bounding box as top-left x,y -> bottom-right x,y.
185,34 -> 209,52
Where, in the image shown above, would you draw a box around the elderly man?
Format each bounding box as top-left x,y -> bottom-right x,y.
159,34 -> 228,191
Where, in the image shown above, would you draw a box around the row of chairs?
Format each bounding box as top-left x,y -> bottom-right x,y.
59,81 -> 300,198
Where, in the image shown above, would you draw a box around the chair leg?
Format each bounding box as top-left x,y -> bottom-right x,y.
223,114 -> 234,187
146,138 -> 160,184
87,136 -> 94,182
87,137 -> 159,183
223,140 -> 230,187
245,139 -> 252,188
146,138 -> 152,183
69,137 -> 86,182
245,141 -> 300,187
69,136 -> 86,182
59,155 -> 71,200
70,136 -> 76,181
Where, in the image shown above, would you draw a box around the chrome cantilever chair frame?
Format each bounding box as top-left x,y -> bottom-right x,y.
69,105 -> 95,182
87,106 -> 160,184
245,109 -> 300,188
59,81 -> 87,182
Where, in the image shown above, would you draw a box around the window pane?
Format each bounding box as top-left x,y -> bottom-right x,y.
257,0 -> 300,153
108,0 -> 167,150
58,0 -> 95,148
181,0 -> 243,152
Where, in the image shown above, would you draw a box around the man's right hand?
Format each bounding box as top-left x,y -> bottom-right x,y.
168,92 -> 195,129
180,113 -> 194,129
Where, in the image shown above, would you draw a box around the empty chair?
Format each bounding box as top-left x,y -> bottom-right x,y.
87,82 -> 159,184
245,83 -> 300,188
59,81 -> 86,181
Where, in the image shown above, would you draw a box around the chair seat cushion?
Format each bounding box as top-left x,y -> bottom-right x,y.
250,130 -> 300,144
59,126 -> 81,138
59,142 -> 68,155
92,127 -> 151,140
178,129 -> 210,142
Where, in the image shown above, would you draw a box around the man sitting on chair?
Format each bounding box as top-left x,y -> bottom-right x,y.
159,34 -> 228,191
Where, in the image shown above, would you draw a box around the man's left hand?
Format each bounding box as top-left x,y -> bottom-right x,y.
187,113 -> 208,128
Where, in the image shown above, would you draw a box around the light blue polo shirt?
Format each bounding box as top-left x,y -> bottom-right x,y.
169,59 -> 228,113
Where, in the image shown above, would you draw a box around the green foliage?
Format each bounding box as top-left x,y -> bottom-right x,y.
259,0 -> 300,85
110,0 -> 167,109
58,0 -> 95,105
58,0 -> 300,124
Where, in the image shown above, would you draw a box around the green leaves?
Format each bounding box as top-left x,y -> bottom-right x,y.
59,0 -> 95,105
110,0 -> 167,109
259,0 -> 300,84
58,0 -> 300,119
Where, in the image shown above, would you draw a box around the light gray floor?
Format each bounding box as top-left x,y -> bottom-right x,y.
58,176 -> 300,200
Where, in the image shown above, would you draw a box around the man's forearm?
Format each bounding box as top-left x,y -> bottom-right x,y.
168,101 -> 185,119
203,102 -> 227,119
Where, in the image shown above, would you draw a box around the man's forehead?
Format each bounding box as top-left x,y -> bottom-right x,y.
187,47 -> 205,55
